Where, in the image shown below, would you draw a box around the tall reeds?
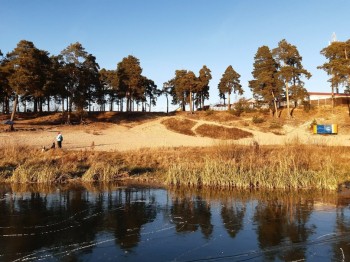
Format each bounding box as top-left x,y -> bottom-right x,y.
0,145 -> 128,183
1,142 -> 349,191
166,143 -> 348,190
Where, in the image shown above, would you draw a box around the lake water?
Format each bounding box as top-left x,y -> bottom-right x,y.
0,183 -> 350,262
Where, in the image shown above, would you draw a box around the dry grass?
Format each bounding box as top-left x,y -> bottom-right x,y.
1,142 -> 350,191
186,110 -> 239,123
165,143 -> 350,191
0,147 -> 129,183
161,117 -> 196,136
195,124 -> 253,140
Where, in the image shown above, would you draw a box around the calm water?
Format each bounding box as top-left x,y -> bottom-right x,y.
0,183 -> 350,262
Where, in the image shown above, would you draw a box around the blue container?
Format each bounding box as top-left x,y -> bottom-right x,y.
313,124 -> 338,134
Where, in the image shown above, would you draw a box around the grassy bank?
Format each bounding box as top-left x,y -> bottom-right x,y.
0,142 -> 349,191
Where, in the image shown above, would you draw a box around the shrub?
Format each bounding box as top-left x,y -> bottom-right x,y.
310,119 -> 317,130
161,118 -> 196,136
252,115 -> 265,124
269,120 -> 282,129
195,124 -> 253,140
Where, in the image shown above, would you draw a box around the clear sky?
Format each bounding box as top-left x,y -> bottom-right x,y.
1,0 -> 350,111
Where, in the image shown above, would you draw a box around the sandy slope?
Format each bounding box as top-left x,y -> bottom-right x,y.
1,116 -> 350,151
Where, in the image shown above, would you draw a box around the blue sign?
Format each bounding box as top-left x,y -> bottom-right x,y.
316,125 -> 334,134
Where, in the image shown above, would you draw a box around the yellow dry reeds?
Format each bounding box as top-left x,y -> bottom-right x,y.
10,164 -> 63,183
82,163 -> 123,182
165,143 -> 349,191
1,142 -> 350,191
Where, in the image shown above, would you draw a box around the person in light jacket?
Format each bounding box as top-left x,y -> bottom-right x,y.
56,132 -> 63,148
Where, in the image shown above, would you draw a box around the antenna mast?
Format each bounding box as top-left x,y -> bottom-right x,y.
331,32 -> 337,43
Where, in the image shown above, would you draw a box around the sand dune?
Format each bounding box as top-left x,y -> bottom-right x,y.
1,116 -> 350,151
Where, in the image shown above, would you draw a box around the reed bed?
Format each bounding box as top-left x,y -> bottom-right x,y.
0,142 -> 349,191
0,146 -> 129,183
166,143 -> 350,191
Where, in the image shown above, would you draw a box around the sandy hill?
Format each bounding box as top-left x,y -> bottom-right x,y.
1,106 -> 350,151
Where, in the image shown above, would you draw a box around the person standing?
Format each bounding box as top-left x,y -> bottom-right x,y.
56,132 -> 63,148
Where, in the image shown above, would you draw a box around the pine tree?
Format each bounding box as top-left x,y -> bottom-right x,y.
318,40 -> 350,107
197,65 -> 212,109
6,40 -> 50,129
60,42 -> 100,122
218,65 -> 243,111
116,55 -> 143,112
0,51 -> 12,114
249,46 -> 282,116
273,39 -> 311,117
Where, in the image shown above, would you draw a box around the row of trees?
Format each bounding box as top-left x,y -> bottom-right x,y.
0,38 -> 348,122
160,38 -> 350,117
249,39 -> 311,117
0,39 -> 243,118
163,66 -> 212,114
0,40 -> 163,126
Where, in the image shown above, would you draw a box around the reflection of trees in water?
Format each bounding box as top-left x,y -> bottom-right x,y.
0,185 -> 343,261
221,201 -> 246,238
332,206 -> 350,261
0,187 -> 157,260
171,195 -> 213,238
0,188 -> 104,261
253,194 -> 314,261
105,188 -> 157,250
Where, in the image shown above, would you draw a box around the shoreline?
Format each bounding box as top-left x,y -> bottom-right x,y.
1,143 -> 349,191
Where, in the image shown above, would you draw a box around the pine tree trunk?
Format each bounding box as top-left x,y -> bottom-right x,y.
67,97 -> 72,124
189,91 -> 193,114
166,94 -> 169,114
201,94 -> 204,110
10,95 -> 18,131
110,98 -> 114,111
39,99 -> 43,113
149,97 -> 152,112
227,92 -> 231,111
47,97 -> 50,112
17,99 -> 20,113
285,82 -> 291,117
61,96 -> 65,113
3,97 -> 6,114
271,91 -> 278,118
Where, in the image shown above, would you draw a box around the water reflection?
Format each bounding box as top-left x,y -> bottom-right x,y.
107,188 -> 157,249
221,200 -> 245,238
171,194 -> 213,237
0,183 -> 350,261
253,193 -> 315,261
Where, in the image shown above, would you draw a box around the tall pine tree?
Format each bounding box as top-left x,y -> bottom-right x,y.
218,65 -> 243,111
249,46 -> 282,116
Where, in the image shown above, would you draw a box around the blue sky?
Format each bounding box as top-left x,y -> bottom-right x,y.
1,0 -> 350,111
